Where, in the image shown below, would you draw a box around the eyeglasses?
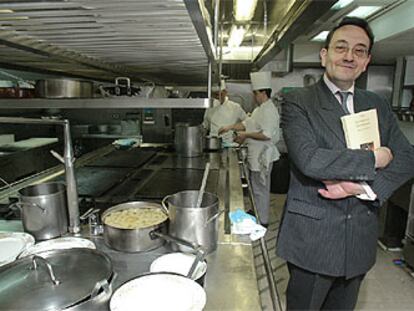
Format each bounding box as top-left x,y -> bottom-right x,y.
330,43 -> 369,58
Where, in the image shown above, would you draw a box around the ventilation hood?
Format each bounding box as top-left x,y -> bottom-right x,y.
0,0 -> 215,85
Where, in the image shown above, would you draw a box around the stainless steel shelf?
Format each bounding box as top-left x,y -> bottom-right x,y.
0,97 -> 211,109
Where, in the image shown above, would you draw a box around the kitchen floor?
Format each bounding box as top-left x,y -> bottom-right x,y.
254,194 -> 414,311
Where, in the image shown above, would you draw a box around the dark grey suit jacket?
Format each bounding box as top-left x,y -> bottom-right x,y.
276,79 -> 414,278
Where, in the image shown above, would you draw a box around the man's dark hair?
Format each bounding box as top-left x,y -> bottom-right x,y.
257,88 -> 272,98
324,17 -> 375,53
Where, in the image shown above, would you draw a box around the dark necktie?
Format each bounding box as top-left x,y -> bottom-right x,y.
337,91 -> 350,114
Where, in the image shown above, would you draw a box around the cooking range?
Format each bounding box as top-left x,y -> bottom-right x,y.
52,148 -> 220,214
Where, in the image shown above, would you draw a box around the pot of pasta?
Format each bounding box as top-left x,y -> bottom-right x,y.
102,201 -> 169,252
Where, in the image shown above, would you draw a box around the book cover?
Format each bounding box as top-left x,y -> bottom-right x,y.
340,109 -> 380,151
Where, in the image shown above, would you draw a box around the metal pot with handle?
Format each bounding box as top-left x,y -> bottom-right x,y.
0,248 -> 115,311
35,79 -> 93,98
204,136 -> 222,151
14,182 -> 68,241
162,190 -> 222,254
174,123 -> 203,157
102,201 -> 168,252
102,201 -> 201,253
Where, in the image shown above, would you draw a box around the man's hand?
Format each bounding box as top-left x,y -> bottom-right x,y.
234,132 -> 247,144
318,180 -> 365,199
374,147 -> 393,169
218,125 -> 231,135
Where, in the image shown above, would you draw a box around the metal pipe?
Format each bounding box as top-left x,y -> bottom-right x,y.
62,120 -> 80,233
208,60 -> 212,102
263,0 -> 268,40
213,0 -> 220,56
238,149 -> 283,311
219,2 -> 224,83
0,117 -> 80,233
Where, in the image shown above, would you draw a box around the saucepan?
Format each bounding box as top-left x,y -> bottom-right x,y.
204,135 -> 222,151
102,201 -> 200,253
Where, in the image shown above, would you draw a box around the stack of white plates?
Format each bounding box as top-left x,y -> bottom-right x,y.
0,231 -> 35,266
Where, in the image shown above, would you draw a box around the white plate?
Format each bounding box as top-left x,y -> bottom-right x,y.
150,252 -> 207,280
19,237 -> 96,258
110,273 -> 206,311
0,231 -> 35,266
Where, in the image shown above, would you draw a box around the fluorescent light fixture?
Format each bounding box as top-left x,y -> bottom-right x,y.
234,0 -> 258,21
331,0 -> 354,10
227,25 -> 246,48
222,45 -> 262,61
311,31 -> 329,42
0,9 -> 14,13
347,6 -> 382,18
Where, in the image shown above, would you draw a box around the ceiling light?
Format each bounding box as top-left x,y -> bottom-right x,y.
347,6 -> 382,18
227,25 -> 246,48
331,0 -> 354,10
0,9 -> 14,13
234,0 -> 258,22
311,31 -> 329,42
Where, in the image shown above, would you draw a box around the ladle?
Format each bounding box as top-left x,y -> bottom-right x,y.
195,162 -> 210,209
187,248 -> 206,279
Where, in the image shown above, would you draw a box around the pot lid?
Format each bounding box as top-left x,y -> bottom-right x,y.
19,237 -> 96,258
0,248 -> 113,311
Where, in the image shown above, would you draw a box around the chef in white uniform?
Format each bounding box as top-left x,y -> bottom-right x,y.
203,80 -> 247,144
219,72 -> 280,226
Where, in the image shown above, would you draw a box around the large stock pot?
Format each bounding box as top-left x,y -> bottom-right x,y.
174,123 -> 203,157
16,182 -> 68,241
163,190 -> 221,254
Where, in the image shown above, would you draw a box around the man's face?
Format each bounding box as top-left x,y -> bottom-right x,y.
320,25 -> 371,90
253,90 -> 266,104
213,90 -> 227,104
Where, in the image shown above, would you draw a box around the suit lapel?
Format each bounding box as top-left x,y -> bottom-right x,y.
314,80 -> 347,145
353,89 -> 375,113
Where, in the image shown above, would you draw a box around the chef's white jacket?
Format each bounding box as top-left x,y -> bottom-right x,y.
203,97 -> 247,143
243,99 -> 280,173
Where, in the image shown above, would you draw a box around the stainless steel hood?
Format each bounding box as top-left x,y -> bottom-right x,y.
0,0 -> 214,85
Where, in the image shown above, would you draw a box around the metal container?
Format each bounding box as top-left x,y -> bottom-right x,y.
102,201 -> 168,252
205,136 -> 222,151
163,190 -> 220,254
35,79 -> 93,98
0,248 -> 114,311
18,182 -> 68,241
174,123 -> 203,157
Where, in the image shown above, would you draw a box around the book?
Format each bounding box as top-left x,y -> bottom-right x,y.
340,108 -> 380,151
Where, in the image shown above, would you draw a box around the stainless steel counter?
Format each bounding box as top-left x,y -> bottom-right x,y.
0,148 -> 262,310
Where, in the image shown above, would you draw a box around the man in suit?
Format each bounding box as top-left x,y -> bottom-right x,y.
276,17 -> 414,310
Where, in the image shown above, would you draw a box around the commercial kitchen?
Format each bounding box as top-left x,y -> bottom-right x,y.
0,0 -> 414,310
